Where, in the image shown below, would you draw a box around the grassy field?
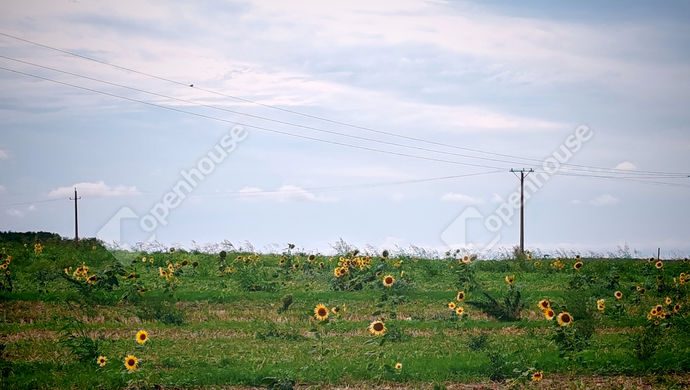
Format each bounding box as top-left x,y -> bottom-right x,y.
0,233 -> 689,389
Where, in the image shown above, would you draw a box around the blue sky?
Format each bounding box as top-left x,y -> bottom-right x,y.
1,0 -> 689,256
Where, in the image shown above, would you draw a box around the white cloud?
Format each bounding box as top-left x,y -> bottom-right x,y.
238,185 -> 335,202
589,194 -> 619,207
440,192 -> 484,204
6,208 -> 23,217
0,150 -> 8,160
614,161 -> 636,170
0,185 -> 6,194
490,193 -> 504,203
48,181 -> 140,198
27,204 -> 36,211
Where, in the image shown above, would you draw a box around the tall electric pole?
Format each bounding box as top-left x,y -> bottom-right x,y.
69,188 -> 81,241
510,168 -> 533,254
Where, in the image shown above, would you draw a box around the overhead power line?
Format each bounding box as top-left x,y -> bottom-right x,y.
1,31 -> 688,178
0,64 -> 509,170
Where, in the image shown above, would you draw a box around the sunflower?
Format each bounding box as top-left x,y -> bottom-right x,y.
614,291 -> 623,299
331,306 -> 340,315
544,309 -> 555,320
505,275 -> 515,285
333,267 -> 342,277
381,250 -> 389,259
557,312 -> 573,326
158,267 -> 166,277
655,261 -> 663,269
532,371 -> 543,381
149,257 -> 154,263
639,287 -> 646,295
292,263 -> 300,270
597,304 -> 605,311
665,297 -> 672,305
674,303 -> 681,313
136,330 -> 148,344
314,304 -> 329,321
368,320 -> 386,336
308,254 -> 316,262
141,256 -> 147,262
455,307 -> 464,316
318,262 -> 324,268
448,301 -> 456,310
651,308 -> 658,316
456,291 -> 466,301
462,255 -> 471,264
573,261 -> 583,271
395,362 -> 402,370
655,304 -> 663,312
97,356 -> 107,367
382,275 -> 395,288
538,299 -> 550,310
124,355 -> 138,370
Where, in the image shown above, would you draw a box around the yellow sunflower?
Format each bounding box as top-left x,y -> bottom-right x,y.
331,306 -> 340,315
614,291 -> 623,299
544,309 -> 555,320
382,275 -> 395,288
448,301 -> 456,310
573,261 -> 583,271
97,356 -> 107,367
532,371 -> 543,381
395,362 -> 402,370
124,355 -> 138,371
456,291 -> 466,301
674,303 -> 681,313
655,261 -> 663,269
455,306 -> 464,316
334,267 -> 342,277
538,299 -> 550,310
314,304 -> 329,321
368,320 -> 386,336
505,275 -> 515,285
136,330 -> 148,344
557,312 -> 573,326
665,297 -> 672,305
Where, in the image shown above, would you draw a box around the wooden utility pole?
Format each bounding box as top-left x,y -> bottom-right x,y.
510,169 -> 534,254
69,188 -> 81,240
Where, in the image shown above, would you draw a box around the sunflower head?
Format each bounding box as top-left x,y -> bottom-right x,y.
455,306 -> 464,316
614,291 -> 623,299
314,304 -> 329,321
395,362 -> 402,370
574,261 -> 583,270
665,297 -> 672,305
538,299 -> 550,310
97,356 -> 107,367
544,309 -> 555,320
448,301 -> 456,310
655,261 -> 663,269
457,291 -> 466,301
557,312 -> 573,326
136,330 -> 148,344
381,250 -> 389,259
308,254 -> 316,262
369,320 -> 386,336
674,303 -> 681,313
532,371 -> 543,381
124,355 -> 138,370
382,275 -> 395,288
505,275 -> 515,285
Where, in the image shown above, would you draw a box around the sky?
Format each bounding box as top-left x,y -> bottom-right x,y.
1,0 -> 689,257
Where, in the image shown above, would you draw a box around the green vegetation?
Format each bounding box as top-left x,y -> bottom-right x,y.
0,232 -> 689,389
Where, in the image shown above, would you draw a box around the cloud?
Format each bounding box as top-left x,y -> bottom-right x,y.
440,192 -> 484,204
614,161 -> 636,170
0,149 -> 8,160
6,208 -> 23,217
589,194 -> 619,206
48,181 -> 140,198
0,185 -> 6,194
238,185 -> 334,202
27,204 -> 36,211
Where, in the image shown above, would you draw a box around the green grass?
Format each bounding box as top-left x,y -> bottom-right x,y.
0,235 -> 688,389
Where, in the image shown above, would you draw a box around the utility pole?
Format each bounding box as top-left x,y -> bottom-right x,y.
510,168 -> 534,255
69,188 -> 81,241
